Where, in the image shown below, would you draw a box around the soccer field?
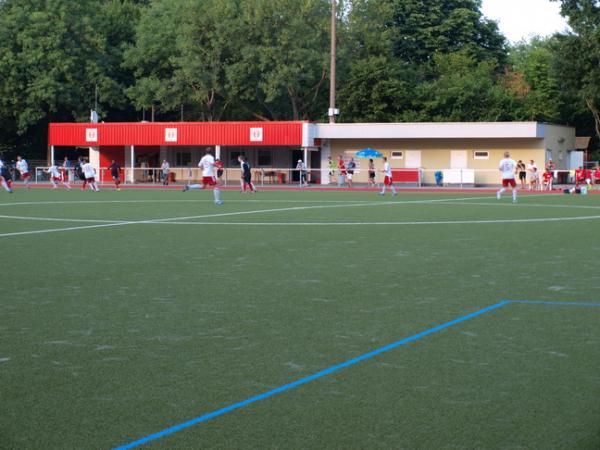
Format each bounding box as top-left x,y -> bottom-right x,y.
1,188 -> 599,449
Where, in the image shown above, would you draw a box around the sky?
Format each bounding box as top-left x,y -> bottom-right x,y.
481,0 -> 571,43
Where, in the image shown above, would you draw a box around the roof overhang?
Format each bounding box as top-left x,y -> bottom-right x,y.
313,122 -> 550,140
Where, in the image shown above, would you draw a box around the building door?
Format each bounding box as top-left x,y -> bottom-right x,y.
405,150 -> 421,168
450,150 -> 468,169
291,149 -> 303,182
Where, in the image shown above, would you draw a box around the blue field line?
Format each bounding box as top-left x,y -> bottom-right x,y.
507,299 -> 600,307
112,300 -> 510,450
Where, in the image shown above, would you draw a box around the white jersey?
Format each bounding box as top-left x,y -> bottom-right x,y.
47,165 -> 61,178
198,154 -> 215,177
499,158 -> 516,179
383,162 -> 392,178
16,160 -> 29,174
82,162 -> 95,179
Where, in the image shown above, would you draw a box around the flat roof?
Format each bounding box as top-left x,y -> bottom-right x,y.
313,122 -> 563,139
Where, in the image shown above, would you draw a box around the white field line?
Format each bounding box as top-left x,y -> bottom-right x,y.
0,214 -> 125,224
141,215 -> 600,226
441,201 -> 600,210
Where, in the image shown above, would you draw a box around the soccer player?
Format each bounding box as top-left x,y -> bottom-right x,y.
182,149 -> 223,205
107,160 -> 121,190
239,155 -> 256,193
15,155 -> 31,188
45,163 -> 71,189
497,151 -> 518,203
367,158 -> 376,187
0,159 -> 13,193
81,159 -> 99,191
527,159 -> 538,190
379,156 -> 397,196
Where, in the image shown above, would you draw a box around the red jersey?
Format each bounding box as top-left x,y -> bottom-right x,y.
575,169 -> 585,181
338,160 -> 346,174
594,169 -> 600,180
543,171 -> 552,182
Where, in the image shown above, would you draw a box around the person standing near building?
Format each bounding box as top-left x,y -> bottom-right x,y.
238,155 -> 256,193
214,158 -> 224,185
346,157 -> 356,188
62,156 -> 73,183
0,159 -> 13,193
527,159 -> 538,190
160,160 -> 170,186
542,167 -> 553,191
497,151 -> 518,203
337,156 -> 346,187
516,160 -> 526,189
367,159 -> 376,188
45,163 -> 71,189
182,149 -> 223,205
81,158 -> 99,191
379,156 -> 397,196
107,160 -> 121,190
15,155 -> 31,188
296,159 -> 308,187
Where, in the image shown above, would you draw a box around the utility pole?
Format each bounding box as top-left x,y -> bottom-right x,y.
328,0 -> 338,123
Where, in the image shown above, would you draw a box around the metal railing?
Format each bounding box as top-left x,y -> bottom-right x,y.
31,166 -> 600,188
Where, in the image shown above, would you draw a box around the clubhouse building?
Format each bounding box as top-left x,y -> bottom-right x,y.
48,121 -> 577,186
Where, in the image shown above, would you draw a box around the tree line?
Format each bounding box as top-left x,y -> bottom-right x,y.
0,0 -> 598,159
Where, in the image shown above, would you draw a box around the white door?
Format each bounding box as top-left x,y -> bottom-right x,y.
405,150 -> 421,168
450,150 -> 468,169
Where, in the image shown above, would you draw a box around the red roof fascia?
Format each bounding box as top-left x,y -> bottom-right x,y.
48,121 -> 306,147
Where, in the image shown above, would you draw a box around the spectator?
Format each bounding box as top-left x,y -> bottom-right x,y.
527,159 -> 538,190
367,159 -> 376,188
516,160 -> 527,189
296,159 -> 308,187
337,156 -> 346,187
160,160 -> 170,186
594,166 -> 600,185
346,157 -> 356,188
215,158 -> 224,185
542,167 -> 553,191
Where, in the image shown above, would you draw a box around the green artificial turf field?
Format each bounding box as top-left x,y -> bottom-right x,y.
1,188 -> 599,449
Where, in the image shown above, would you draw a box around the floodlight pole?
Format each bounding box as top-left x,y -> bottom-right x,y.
328,0 -> 337,124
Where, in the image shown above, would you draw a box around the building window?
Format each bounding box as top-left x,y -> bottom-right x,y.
230,151 -> 245,167
473,151 -> 489,160
391,151 -> 403,159
176,152 -> 191,166
257,150 -> 272,167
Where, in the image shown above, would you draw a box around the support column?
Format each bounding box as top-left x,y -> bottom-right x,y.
125,145 -> 135,183
215,145 -> 221,160
320,140 -> 331,184
50,145 -> 55,165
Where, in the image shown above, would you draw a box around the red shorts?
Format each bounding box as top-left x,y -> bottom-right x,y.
86,177 -> 95,182
202,176 -> 217,186
52,176 -> 62,182
502,178 -> 516,187
384,176 -> 393,186
22,172 -> 30,179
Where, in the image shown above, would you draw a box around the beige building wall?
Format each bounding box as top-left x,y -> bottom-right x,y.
329,138 -> 548,186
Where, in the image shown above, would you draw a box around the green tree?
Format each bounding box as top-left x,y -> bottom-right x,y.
553,0 -> 600,139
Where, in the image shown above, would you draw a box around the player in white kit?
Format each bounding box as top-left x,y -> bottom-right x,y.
15,156 -> 31,188
379,157 -> 397,196
45,163 -> 71,189
182,149 -> 223,205
497,151 -> 518,203
81,159 -> 99,191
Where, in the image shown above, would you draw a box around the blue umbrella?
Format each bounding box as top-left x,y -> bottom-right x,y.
354,148 -> 383,158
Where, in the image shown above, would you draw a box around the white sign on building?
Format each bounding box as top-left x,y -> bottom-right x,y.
165,128 -> 178,143
250,127 -> 263,142
85,128 -> 98,142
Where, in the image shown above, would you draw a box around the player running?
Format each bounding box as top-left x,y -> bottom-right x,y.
81,159 -> 99,191
107,160 -> 121,190
379,156 -> 397,196
497,151 -> 518,203
0,159 -> 13,193
15,155 -> 31,188
182,149 -> 223,205
45,163 -> 71,189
